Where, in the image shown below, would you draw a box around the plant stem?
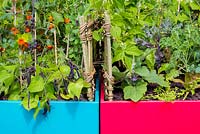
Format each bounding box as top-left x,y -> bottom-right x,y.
54,29 -> 58,65
65,34 -> 70,59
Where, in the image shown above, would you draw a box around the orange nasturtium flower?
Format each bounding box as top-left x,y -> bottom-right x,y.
11,27 -> 19,35
25,26 -> 31,33
23,42 -> 29,48
49,16 -> 53,22
64,18 -> 70,24
0,47 -> 5,52
46,45 -> 53,50
48,23 -> 54,30
26,15 -> 32,20
18,38 -> 25,46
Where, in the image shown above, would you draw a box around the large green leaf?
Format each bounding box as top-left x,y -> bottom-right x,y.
68,78 -> 84,99
125,45 -> 143,56
59,65 -> 70,75
135,66 -> 169,87
22,95 -> 39,111
28,76 -> 45,93
124,81 -> 147,102
145,70 -> 169,87
48,71 -> 61,82
3,65 -> 17,74
112,14 -> 124,26
134,66 -> 150,77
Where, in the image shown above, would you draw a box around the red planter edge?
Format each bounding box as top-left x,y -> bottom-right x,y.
100,82 -> 200,134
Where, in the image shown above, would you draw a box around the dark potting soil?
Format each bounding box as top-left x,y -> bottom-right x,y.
111,84 -> 200,101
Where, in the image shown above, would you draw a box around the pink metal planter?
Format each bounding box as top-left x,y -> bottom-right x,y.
100,82 -> 200,134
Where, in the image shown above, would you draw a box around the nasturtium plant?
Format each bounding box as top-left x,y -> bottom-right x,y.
0,0 -> 93,119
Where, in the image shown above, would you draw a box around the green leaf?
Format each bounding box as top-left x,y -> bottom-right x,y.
125,56 -> 133,72
46,92 -> 57,100
158,63 -> 171,73
52,12 -> 64,25
60,93 -> 72,100
93,30 -> 102,41
34,2 -> 40,9
59,65 -> 70,75
28,76 -> 45,93
21,33 -> 32,42
34,107 -> 42,119
68,78 -> 84,99
145,70 -> 169,87
0,70 -> 14,87
83,80 -> 91,88
3,65 -> 17,74
48,71 -> 61,82
8,91 -> 20,100
135,66 -> 169,87
111,26 -> 121,39
112,14 -> 124,26
198,15 -> 200,23
22,95 -> 39,111
177,13 -> 189,22
112,66 -> 127,80
113,49 -> 124,63
125,45 -> 143,56
190,2 -> 200,10
166,69 -> 180,81
124,81 -> 147,102
145,50 -> 155,70
135,66 -> 150,77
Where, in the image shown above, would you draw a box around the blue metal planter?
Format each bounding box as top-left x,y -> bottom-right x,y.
0,80 -> 99,134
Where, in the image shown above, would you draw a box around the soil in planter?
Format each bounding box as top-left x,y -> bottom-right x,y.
109,87 -> 200,101
104,80 -> 200,101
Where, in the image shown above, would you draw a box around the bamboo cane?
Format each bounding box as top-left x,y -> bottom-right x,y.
13,0 -> 23,88
87,15 -> 94,101
104,11 -> 113,101
79,16 -> 89,73
65,34 -> 70,59
32,0 -> 37,75
54,29 -> 58,65
177,0 -> 181,13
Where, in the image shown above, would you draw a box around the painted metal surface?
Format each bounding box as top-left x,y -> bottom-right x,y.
100,83 -> 200,134
0,80 -> 99,134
